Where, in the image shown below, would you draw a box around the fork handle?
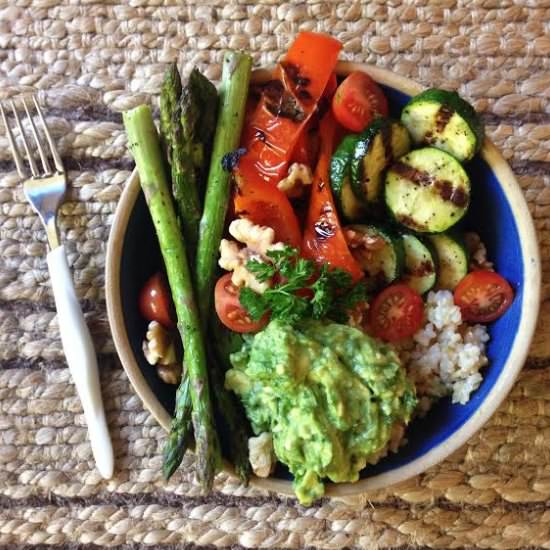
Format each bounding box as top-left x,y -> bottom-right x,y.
47,245 -> 114,479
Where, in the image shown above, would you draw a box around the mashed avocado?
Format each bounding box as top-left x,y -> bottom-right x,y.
225,320 -> 417,505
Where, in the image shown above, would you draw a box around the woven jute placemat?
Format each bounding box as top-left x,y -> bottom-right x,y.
1,1 -> 549,548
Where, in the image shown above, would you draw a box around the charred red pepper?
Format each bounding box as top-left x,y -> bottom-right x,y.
302,112 -> 363,281
238,32 -> 342,186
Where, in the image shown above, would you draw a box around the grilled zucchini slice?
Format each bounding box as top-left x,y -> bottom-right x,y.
350,118 -> 411,208
401,234 -> 437,294
330,134 -> 366,222
428,232 -> 469,290
401,88 -> 484,162
346,224 -> 404,288
385,147 -> 470,233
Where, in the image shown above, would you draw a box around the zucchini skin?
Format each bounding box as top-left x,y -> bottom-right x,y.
401,233 -> 437,295
350,118 -> 411,209
330,134 -> 366,222
401,88 -> 484,162
428,231 -> 469,290
346,223 -> 404,289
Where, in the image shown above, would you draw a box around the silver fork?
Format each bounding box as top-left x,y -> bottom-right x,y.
0,97 -> 114,479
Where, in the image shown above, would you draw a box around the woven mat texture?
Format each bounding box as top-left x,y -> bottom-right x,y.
0,1 -> 549,548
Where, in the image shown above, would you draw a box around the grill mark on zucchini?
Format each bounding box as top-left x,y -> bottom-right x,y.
403,260 -> 435,279
381,122 -> 393,162
408,260 -> 435,277
345,224 -> 404,287
392,161 -> 433,186
437,180 -> 468,208
396,214 -> 428,231
400,89 -> 484,162
350,119 -> 411,210
391,161 -> 467,207
401,232 -> 438,294
435,104 -> 454,133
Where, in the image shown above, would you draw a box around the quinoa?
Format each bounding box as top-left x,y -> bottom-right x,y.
399,290 -> 490,413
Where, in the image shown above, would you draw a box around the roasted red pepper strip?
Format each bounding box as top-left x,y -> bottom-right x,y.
302,112 -> 363,281
290,121 -> 319,166
238,32 -> 342,186
234,171 -> 302,249
323,72 -> 338,100
290,72 -> 338,166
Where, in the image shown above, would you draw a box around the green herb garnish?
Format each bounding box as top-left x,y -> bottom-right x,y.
239,245 -> 367,324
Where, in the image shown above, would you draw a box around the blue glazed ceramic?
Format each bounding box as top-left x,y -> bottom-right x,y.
106,63 -> 540,496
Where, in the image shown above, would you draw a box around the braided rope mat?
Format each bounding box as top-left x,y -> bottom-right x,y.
0,1 -> 549,548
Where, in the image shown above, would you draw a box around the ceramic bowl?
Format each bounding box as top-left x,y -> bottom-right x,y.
106,62 -> 541,497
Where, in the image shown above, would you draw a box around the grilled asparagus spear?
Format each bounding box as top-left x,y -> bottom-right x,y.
182,68 -> 218,198
123,105 -> 221,491
209,315 -> 250,483
195,51 -> 252,327
162,376 -> 193,480
160,64 -> 218,261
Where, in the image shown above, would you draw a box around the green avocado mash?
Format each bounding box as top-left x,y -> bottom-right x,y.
225,319 -> 417,505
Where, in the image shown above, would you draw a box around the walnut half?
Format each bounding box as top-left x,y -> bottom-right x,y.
218,218 -> 285,294
157,363 -> 183,385
464,232 -> 494,271
248,432 -> 276,478
277,162 -> 313,198
142,321 -> 182,385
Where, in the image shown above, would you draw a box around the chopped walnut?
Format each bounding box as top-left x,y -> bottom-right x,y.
143,321 -> 177,365
218,239 -> 242,272
218,218 -> 285,294
344,227 -> 386,266
277,162 -> 313,198
366,423 -> 407,466
248,432 -> 276,478
142,321 -> 181,385
157,363 -> 182,385
387,423 -> 406,453
344,227 -> 386,251
347,301 -> 370,329
229,218 -> 284,257
232,264 -> 268,294
464,232 -> 494,271
219,238 -> 269,293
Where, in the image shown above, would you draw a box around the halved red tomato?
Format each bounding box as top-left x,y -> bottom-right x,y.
302,112 -> 363,281
454,271 -> 514,323
214,274 -> 269,333
332,71 -> 388,132
139,272 -> 176,329
368,284 -> 424,342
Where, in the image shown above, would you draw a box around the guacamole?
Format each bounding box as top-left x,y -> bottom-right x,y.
225,320 -> 417,505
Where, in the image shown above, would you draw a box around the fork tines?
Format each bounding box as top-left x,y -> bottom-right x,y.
0,96 -> 64,179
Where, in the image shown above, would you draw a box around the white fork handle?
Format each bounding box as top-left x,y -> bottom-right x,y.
47,245 -> 114,479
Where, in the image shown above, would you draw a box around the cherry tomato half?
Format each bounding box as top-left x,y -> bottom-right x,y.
214,274 -> 269,333
368,284 -> 424,342
454,271 -> 514,323
332,71 -> 389,132
139,272 -> 176,329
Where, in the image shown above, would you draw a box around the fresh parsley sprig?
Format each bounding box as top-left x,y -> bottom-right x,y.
239,245 -> 367,324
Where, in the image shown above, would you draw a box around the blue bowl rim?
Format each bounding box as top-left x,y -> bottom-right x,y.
105,61 -> 541,498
